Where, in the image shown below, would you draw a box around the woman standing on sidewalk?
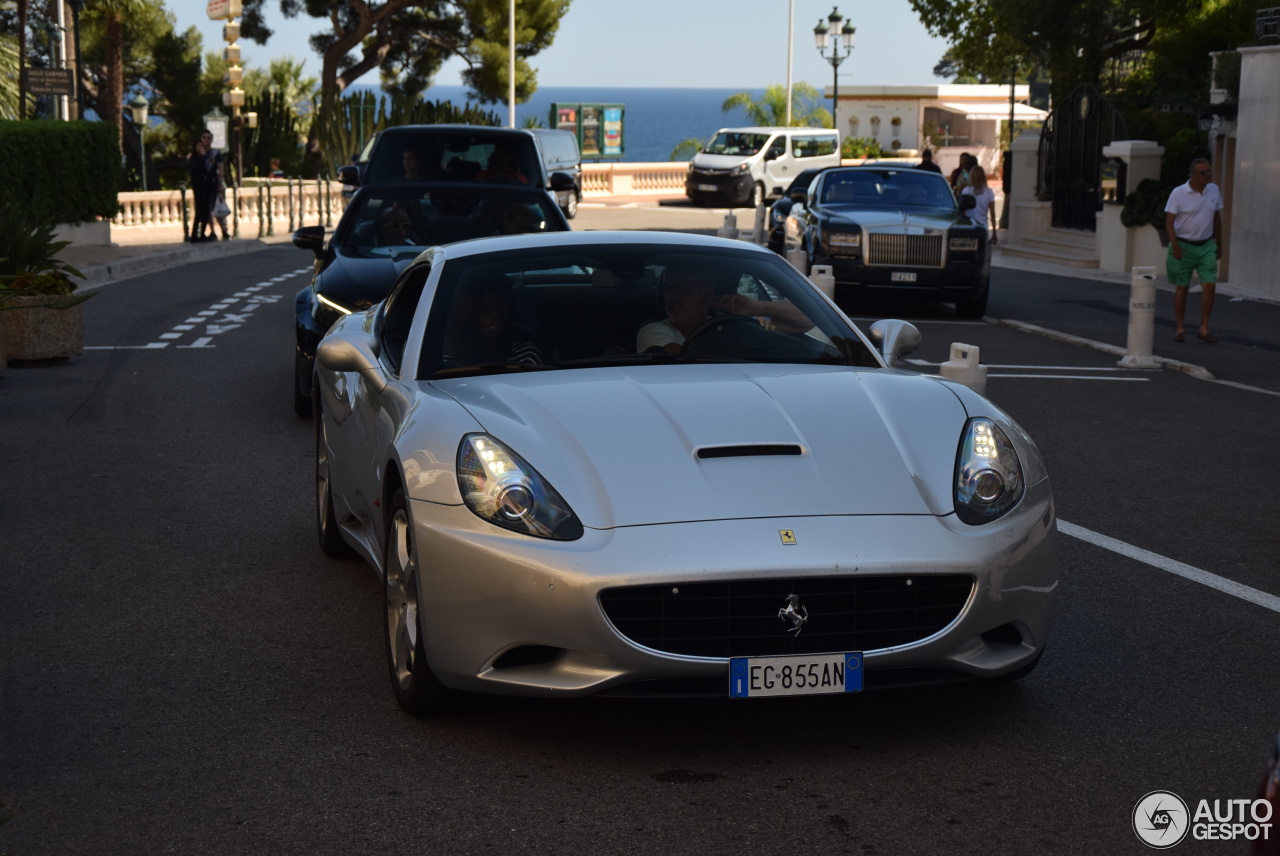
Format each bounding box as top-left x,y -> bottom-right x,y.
961,165 -> 998,245
188,136 -> 217,242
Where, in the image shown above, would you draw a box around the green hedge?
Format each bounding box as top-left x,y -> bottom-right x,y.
0,120 -> 122,225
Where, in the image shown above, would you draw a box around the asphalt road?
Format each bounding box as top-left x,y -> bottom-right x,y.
2,247 -> 1279,855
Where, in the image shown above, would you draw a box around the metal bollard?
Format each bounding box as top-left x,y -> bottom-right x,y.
1118,265 -> 1160,369
752,203 -> 767,244
939,342 -> 988,396
786,247 -> 807,274
717,212 -> 739,240
810,264 -> 836,301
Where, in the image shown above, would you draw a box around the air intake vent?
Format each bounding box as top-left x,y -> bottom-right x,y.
697,444 -> 803,459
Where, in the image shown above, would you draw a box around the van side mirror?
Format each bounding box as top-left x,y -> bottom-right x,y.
764,147 -> 784,162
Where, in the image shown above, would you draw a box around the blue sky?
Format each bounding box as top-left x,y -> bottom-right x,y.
172,0 -> 953,90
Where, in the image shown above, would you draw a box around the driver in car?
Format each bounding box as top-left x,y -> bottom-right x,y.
636,266 -> 813,355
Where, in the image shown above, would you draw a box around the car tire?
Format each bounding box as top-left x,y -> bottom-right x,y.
748,182 -> 765,208
955,283 -> 990,319
384,488 -> 464,717
293,349 -> 312,419
563,192 -> 579,220
315,399 -> 352,558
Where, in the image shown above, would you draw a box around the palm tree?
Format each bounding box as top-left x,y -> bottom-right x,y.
83,0 -> 152,146
0,29 -> 19,120
721,83 -> 832,128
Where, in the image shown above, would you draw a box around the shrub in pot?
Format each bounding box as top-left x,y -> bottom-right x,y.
0,203 -> 92,363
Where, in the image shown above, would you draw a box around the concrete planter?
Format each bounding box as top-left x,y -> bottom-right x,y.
1,296 -> 84,363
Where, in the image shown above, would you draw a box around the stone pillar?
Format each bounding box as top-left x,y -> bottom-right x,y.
1098,140 -> 1164,273
1006,129 -> 1041,246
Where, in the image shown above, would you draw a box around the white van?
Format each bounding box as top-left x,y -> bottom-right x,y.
685,127 -> 841,208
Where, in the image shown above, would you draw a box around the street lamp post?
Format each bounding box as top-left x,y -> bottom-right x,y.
129,93 -> 149,192
813,7 -> 855,132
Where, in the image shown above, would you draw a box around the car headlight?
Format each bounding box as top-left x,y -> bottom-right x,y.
731,163 -> 750,175
771,207 -> 787,223
954,418 -> 1024,525
313,291 -> 356,327
949,237 -> 980,251
826,231 -> 861,249
457,434 -> 583,540
687,162 -> 695,174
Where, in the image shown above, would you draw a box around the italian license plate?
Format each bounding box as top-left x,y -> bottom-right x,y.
891,272 -> 918,282
697,184 -> 717,192
729,652 -> 863,698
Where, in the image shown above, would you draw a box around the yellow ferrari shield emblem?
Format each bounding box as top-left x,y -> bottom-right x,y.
779,530 -> 797,545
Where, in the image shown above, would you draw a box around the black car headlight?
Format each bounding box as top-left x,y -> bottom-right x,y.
730,163 -> 750,175
824,230 -> 861,254
457,434 -> 583,540
313,291 -> 355,328
954,418 -> 1024,524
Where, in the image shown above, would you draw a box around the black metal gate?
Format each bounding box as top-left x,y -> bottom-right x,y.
1036,85 -> 1129,231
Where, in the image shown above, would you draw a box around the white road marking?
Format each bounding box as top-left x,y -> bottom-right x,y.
173,325 -> 194,331
988,373 -> 1150,381
907,359 -> 1131,371
178,338 -> 215,349
206,324 -> 241,335
84,344 -> 167,350
1058,519 -> 1280,614
158,332 -> 183,340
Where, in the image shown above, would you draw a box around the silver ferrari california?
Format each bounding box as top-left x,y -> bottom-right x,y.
312,231 -> 1057,715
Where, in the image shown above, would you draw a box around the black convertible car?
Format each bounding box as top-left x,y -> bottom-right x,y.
783,166 -> 991,317
291,182 -> 569,416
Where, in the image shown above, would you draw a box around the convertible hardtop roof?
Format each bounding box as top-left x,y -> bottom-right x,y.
436,230 -> 779,261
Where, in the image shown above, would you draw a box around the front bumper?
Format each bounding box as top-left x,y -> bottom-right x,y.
411,480 -> 1057,698
811,250 -> 989,299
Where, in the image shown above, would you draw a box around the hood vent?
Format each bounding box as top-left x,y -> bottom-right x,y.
697,444 -> 804,460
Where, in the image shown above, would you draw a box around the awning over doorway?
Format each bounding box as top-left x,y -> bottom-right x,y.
926,100 -> 1049,121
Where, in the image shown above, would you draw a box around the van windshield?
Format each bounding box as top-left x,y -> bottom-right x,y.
702,133 -> 771,156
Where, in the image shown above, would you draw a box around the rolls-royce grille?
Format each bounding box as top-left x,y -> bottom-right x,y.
599,575 -> 973,658
867,233 -> 944,268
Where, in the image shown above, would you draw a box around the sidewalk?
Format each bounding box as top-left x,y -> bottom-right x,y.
58,197 -> 1280,396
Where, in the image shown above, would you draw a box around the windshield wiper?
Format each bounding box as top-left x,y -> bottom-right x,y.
433,362 -> 558,380
560,353 -> 746,369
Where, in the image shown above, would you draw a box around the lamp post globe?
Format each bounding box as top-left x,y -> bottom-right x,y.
129,93 -> 150,192
814,7 -> 854,135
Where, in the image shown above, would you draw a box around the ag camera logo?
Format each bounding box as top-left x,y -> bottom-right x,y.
1133,791 -> 1189,849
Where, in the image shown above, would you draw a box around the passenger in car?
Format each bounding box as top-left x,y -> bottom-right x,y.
636,266 -> 814,355
375,204 -> 420,246
476,144 -> 529,184
444,279 -> 543,366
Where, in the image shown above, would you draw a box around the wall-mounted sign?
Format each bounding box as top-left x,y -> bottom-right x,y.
22,68 -> 74,97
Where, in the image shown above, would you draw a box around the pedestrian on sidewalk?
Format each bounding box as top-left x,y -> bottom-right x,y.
915,149 -> 943,174
961,165 -> 998,245
188,136 -> 216,242
207,140 -> 231,241
1164,158 -> 1223,343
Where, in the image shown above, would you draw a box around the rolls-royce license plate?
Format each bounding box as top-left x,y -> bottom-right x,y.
697,184 -> 717,192
729,652 -> 863,698
891,272 -> 918,282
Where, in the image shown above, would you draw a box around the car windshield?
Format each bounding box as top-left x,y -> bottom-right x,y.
419,245 -> 879,379
701,133 -> 772,156
365,131 -> 541,186
820,170 -> 957,209
335,187 -> 562,256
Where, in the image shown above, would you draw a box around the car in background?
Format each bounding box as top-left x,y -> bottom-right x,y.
1255,730 -> 1280,856
783,165 -> 991,317
291,182 -> 569,416
337,126 -> 548,193
530,128 -> 582,219
685,127 -> 841,208
767,166 -> 836,254
310,230 -> 1057,716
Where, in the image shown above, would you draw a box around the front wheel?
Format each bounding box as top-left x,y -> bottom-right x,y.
563,192 -> 579,220
384,489 -> 464,717
955,283 -> 990,319
747,182 -> 765,209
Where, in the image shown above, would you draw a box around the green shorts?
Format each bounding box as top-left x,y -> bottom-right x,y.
1167,239 -> 1218,287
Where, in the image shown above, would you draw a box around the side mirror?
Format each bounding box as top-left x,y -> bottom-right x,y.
293,225 -> 325,255
789,188 -> 808,204
764,147 -> 784,162
317,331 -> 381,374
959,194 -> 976,212
337,164 -> 360,187
867,319 -> 922,368
549,171 -> 576,192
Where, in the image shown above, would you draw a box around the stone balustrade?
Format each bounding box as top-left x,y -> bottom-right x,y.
113,179 -> 346,235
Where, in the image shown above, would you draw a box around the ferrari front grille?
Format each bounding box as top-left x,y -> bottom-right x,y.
599,575 -> 974,658
866,233 -> 944,268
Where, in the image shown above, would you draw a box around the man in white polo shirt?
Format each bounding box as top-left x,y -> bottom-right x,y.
1164,158 -> 1224,343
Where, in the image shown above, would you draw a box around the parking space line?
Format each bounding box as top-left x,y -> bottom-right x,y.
987,374 -> 1150,381
1058,519 -> 1280,614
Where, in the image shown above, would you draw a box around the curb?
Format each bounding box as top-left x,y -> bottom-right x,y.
991,317 -> 1216,380
77,238 -> 280,294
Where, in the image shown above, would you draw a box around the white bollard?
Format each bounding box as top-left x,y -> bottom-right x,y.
939,342 -> 988,396
1118,265 -> 1160,369
809,264 -> 836,301
786,247 -> 807,274
717,212 -> 739,240
752,203 -> 767,244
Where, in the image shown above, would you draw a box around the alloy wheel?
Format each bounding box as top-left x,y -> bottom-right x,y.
386,510 -> 419,691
